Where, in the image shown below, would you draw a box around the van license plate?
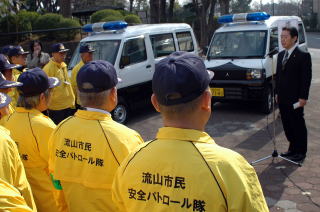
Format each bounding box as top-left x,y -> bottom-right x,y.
211,88 -> 224,97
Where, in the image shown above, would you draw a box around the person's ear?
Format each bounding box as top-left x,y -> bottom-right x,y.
109,87 -> 117,103
200,90 -> 212,112
151,94 -> 161,112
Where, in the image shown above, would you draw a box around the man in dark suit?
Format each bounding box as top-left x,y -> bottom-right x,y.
276,26 -> 312,163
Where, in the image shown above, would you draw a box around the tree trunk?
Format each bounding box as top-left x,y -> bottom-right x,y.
60,0 -> 71,17
160,0 -> 166,22
150,0 -> 160,23
168,0 -> 175,22
208,0 -> 217,42
129,0 -> 134,12
219,0 -> 229,15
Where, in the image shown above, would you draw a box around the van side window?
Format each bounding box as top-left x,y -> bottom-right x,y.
120,37 -> 147,68
270,28 -> 278,51
150,33 -> 176,58
176,31 -> 194,52
298,24 -> 306,44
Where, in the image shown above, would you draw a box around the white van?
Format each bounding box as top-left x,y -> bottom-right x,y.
69,21 -> 199,123
205,12 -> 307,113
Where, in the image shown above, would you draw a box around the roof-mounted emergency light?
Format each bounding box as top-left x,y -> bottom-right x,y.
218,12 -> 271,24
82,21 -> 128,33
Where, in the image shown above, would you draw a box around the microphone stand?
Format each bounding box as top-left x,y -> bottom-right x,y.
250,48 -> 302,167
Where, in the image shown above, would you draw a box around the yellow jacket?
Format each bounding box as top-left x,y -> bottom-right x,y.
43,60 -> 75,110
0,178 -> 33,212
0,125 -> 37,211
5,108 -> 61,212
112,127 -> 269,212
49,109 -> 144,212
71,60 -> 84,105
7,68 -> 25,108
0,103 -> 14,126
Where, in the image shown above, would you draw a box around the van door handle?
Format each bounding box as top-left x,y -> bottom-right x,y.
146,65 -> 151,68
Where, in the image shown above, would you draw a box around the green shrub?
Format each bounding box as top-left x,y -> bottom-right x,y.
34,13 -> 63,30
91,9 -> 123,23
124,14 -> 142,24
34,13 -> 80,41
101,16 -> 125,22
17,11 -> 40,29
55,18 -> 81,41
119,10 -> 132,17
0,11 -> 40,43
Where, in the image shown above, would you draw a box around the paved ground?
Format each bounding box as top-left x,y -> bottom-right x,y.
126,33 -> 320,211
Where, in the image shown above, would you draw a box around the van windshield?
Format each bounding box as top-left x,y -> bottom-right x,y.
69,40 -> 121,70
208,30 -> 267,59
87,40 -> 121,64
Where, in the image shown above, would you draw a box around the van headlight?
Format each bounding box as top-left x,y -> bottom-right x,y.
246,69 -> 263,80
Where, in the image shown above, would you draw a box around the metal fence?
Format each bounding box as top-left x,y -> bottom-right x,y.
0,27 -> 87,63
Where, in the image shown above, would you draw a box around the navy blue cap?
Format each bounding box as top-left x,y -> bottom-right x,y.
17,68 -> 60,97
7,46 -> 29,57
0,92 -> 11,108
79,43 -> 95,53
0,72 -> 23,89
0,54 -> 21,72
1,45 -> 14,55
51,43 -> 69,53
77,60 -> 120,93
153,51 -> 214,106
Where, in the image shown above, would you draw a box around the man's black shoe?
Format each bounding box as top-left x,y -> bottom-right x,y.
288,154 -> 306,163
280,151 -> 295,157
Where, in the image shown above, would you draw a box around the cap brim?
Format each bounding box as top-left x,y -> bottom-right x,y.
48,77 -> 60,88
21,51 -> 29,55
58,49 -> 69,53
0,81 -> 23,89
4,63 -> 22,70
0,93 -> 11,108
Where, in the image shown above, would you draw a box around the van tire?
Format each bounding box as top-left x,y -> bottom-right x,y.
112,98 -> 129,124
261,85 -> 273,114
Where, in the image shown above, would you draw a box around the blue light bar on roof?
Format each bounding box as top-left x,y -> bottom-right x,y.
218,12 -> 271,24
82,21 -> 128,33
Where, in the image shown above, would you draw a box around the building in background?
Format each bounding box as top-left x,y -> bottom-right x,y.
71,0 -> 124,23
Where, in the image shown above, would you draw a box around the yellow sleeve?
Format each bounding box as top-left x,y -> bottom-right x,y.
43,63 -> 52,77
48,130 -> 69,212
35,119 -> 56,163
71,64 -> 79,97
112,165 -> 128,212
0,179 -> 33,212
10,138 -> 37,211
214,153 -> 269,212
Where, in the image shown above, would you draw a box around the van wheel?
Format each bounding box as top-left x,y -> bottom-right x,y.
112,99 -> 129,124
261,86 -> 273,114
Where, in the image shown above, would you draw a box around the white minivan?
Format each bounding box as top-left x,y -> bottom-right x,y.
69,21 -> 199,123
205,12 -> 307,113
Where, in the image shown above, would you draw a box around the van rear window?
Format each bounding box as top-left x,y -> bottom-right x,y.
150,33 -> 176,58
177,31 -> 194,52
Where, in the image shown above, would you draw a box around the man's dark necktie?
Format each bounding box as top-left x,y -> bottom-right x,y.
282,51 -> 289,68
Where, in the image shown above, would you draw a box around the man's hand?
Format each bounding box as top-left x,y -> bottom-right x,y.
33,49 -> 40,57
299,99 -> 307,107
275,95 -> 278,104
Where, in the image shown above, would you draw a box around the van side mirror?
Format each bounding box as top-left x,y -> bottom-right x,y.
202,46 -> 209,56
120,56 -> 130,69
267,47 -> 279,57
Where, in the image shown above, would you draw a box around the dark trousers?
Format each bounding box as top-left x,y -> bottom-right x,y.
47,108 -> 76,125
279,104 -> 308,155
